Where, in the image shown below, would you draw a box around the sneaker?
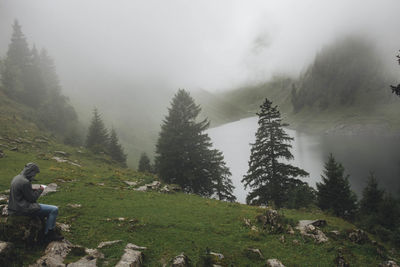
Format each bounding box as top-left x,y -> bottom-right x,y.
45,229 -> 64,242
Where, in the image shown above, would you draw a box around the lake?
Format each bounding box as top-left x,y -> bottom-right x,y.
207,117 -> 400,203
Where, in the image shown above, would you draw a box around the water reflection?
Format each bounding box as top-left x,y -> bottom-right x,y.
208,117 -> 400,203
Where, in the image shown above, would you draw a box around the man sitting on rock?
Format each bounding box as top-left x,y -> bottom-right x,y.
8,162 -> 63,242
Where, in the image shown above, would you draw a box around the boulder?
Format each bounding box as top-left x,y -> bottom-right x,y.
0,150 -> 4,158
296,220 -> 328,243
56,222 -> 71,232
31,239 -> 72,266
257,209 -> 285,233
348,229 -> 370,244
10,147 -> 18,151
97,240 -> 122,248
124,181 -> 137,187
68,248 -> 104,267
0,241 -> 15,266
0,215 -> 44,247
379,260 -> 400,267
115,243 -> 145,267
172,253 -> 190,267
266,258 -> 285,267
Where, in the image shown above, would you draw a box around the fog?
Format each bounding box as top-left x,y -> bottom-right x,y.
1,0 -> 400,166
1,0 -> 400,93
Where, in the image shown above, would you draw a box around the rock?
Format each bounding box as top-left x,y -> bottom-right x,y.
251,226 -> 259,232
56,222 -> 70,232
279,235 -> 285,243
54,151 -> 69,157
258,209 -> 285,233
210,252 -> 224,260
245,248 -> 264,260
134,181 -> 162,192
68,248 -> 105,267
31,239 -> 72,266
52,157 -> 82,168
287,225 -> 295,235
124,181 -> 137,187
67,204 -> 82,208
10,147 -> 18,151
1,205 -> 8,216
0,150 -> 4,158
0,215 -> 44,247
97,183 -> 105,186
172,253 -> 190,267
348,229 -> 370,244
33,183 -> 58,196
97,240 -> 122,248
296,220 -> 328,243
0,241 -> 15,266
43,183 -> 58,196
243,218 -> 251,227
310,219 -> 327,227
126,243 -> 147,250
266,258 -> 285,267
292,239 -> 300,245
379,260 -> 400,267
115,243 -> 144,267
160,185 -> 172,193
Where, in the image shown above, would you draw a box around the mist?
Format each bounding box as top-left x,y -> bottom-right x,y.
1,0 -> 400,167
1,0 -> 400,93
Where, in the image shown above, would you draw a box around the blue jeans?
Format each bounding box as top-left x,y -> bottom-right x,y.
34,204 -> 58,234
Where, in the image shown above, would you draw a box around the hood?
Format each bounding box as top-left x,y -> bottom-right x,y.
21,163 -> 40,181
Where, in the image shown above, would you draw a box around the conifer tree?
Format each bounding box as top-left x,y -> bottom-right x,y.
390,50 -> 400,96
86,108 -> 109,153
316,154 -> 357,219
1,20 -> 31,100
155,89 -> 234,197
360,172 -> 384,214
108,128 -> 127,166
138,153 -> 152,173
210,149 -> 236,202
242,98 -> 308,207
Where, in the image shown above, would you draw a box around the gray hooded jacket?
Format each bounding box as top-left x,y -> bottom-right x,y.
8,163 -> 43,215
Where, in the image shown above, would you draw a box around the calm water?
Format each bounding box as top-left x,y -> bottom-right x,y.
207,117 -> 400,203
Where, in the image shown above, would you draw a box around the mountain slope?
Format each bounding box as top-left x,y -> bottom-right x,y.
222,36 -> 400,134
0,91 -> 399,266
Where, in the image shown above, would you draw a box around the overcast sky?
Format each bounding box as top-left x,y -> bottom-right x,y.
1,0 -> 400,93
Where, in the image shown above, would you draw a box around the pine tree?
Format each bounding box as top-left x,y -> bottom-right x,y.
86,108 -> 109,153
316,154 -> 357,219
138,153 -> 152,173
155,89 -> 234,197
1,20 -> 31,100
390,50 -> 400,96
210,149 -> 236,202
242,98 -> 308,207
108,128 -> 127,166
36,48 -> 77,135
360,172 -> 384,214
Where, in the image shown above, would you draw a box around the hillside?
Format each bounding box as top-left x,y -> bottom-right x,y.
221,37 -> 400,135
0,91 -> 399,266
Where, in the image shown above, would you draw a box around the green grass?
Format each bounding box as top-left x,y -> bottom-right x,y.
0,142 -> 399,266
0,92 -> 399,266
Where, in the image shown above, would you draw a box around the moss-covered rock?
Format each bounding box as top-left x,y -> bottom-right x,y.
0,215 -> 44,247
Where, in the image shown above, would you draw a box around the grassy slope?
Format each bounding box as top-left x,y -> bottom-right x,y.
0,93 -> 399,266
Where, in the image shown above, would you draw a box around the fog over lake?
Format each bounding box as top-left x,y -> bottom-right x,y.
208,117 -> 400,203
